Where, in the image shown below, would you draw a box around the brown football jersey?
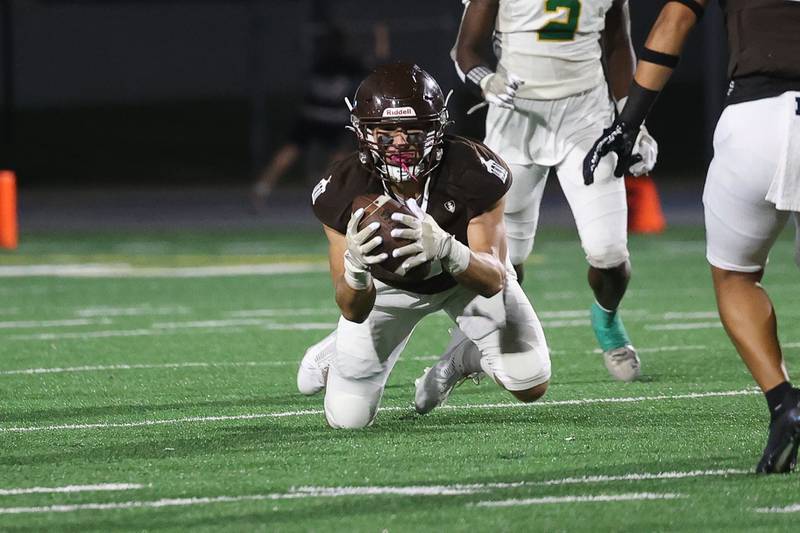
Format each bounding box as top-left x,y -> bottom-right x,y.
720,0 -> 800,105
311,135 -> 512,294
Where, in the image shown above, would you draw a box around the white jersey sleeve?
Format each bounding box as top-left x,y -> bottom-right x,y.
494,0 -> 613,99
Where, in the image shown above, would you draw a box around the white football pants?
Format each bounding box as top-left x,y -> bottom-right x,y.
323,278 -> 551,429
704,92 -> 800,272
485,84 -> 629,269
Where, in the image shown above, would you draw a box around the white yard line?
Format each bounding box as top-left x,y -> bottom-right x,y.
0,263 -> 327,278
151,319 -> 337,331
637,344 -> 708,353
662,311 -> 718,320
585,344 -> 709,355
538,310 -> 590,319
263,323 -> 335,331
531,468 -> 746,485
0,484 -> 145,496
0,389 -> 759,433
0,318 -> 110,330
9,322 -> 335,341
473,492 -> 683,508
0,355 -> 443,376
226,308 -> 337,318
0,361 -> 289,376
291,486 -> 480,497
9,327 -> 248,341
0,467 -> 744,515
754,503 -> 800,513
541,319 -> 590,328
76,306 -> 189,318
0,495 -> 301,515
645,322 -> 722,331
0,356 -> 438,376
0,492 -> 685,515
152,319 -> 272,329
10,329 -> 168,341
297,469 -> 747,495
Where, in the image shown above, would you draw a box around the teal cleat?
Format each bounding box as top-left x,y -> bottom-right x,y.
591,302 -> 640,382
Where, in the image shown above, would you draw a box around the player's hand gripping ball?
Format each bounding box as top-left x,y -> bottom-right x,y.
351,194 -> 432,282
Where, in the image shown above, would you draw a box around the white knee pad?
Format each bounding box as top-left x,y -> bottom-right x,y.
584,241 -> 630,270
324,389 -> 378,429
323,365 -> 383,429
505,219 -> 536,266
479,347 -> 551,392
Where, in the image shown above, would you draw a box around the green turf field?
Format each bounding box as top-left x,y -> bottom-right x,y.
1,226 -> 799,531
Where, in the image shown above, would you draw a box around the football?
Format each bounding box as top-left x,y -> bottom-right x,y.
351,193 -> 432,282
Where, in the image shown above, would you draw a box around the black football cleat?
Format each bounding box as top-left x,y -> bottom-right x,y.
756,404 -> 800,474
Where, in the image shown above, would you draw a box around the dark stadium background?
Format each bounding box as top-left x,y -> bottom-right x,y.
0,0 -> 727,228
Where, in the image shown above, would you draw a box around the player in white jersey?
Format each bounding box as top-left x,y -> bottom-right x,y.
446,0 -> 658,382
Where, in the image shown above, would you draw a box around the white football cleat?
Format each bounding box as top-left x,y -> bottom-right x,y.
414,335 -> 481,414
296,334 -> 336,396
603,345 -> 641,382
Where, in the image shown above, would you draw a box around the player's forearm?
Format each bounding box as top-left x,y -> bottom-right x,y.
334,277 -> 376,323
453,251 -> 505,298
606,41 -> 636,100
634,3 -> 699,91
454,0 -> 497,75
615,1 -> 703,131
604,2 -> 636,100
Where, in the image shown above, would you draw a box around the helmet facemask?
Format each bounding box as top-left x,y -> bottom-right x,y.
351,110 -> 449,183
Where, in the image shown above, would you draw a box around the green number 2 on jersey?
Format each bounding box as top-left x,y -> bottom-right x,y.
539,0 -> 581,41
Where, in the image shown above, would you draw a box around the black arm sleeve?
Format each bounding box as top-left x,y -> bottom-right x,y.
618,80 -> 662,130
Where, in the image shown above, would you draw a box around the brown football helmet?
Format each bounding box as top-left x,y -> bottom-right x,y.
349,63 -> 450,183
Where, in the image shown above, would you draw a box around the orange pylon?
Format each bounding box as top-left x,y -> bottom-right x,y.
0,170 -> 18,249
626,174 -> 666,234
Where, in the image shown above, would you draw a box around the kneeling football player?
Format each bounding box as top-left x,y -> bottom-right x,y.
298,63 -> 551,428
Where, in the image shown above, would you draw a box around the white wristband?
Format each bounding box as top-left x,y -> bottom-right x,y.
343,250 -> 372,291
441,237 -> 471,275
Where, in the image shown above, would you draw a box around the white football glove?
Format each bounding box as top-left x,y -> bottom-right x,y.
389,199 -> 470,276
629,124 -> 658,176
343,208 -> 387,290
480,71 -> 523,110
616,97 -> 658,176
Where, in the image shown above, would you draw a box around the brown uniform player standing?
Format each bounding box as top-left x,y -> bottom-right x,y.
583,0 -> 800,473
297,63 -> 551,428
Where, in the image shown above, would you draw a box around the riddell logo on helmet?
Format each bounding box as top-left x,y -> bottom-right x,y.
382,107 -> 417,118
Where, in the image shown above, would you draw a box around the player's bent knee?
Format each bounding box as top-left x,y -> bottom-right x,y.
585,243 -> 629,270
505,214 -> 538,266
506,234 -> 535,266
324,390 -> 378,429
510,381 -> 549,403
483,347 -> 551,397
710,264 -> 764,287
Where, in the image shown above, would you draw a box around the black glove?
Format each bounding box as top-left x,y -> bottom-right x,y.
582,119 -> 642,185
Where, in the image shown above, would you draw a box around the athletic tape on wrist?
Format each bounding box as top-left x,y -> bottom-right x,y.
640,47 -> 680,69
442,237 -> 471,275
465,65 -> 493,97
667,0 -> 704,20
343,250 -> 372,291
344,269 -> 371,291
